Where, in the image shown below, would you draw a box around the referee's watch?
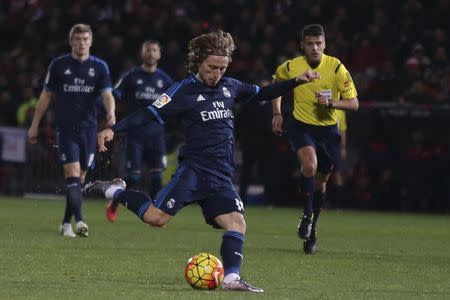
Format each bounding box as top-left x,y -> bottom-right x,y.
327,99 -> 333,108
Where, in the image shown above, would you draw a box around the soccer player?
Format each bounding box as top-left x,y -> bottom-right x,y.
27,24 -> 115,238
84,30 -> 319,292
114,40 -> 173,197
271,24 -> 359,254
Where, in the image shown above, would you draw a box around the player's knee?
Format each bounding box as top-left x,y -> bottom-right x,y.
143,208 -> 170,227
223,213 -> 247,233
144,215 -> 167,227
301,163 -> 317,177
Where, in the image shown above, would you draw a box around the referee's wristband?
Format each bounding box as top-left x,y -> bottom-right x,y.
273,113 -> 282,117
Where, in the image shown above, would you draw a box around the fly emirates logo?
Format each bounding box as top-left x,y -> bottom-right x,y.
64,78 -> 94,93
200,101 -> 233,121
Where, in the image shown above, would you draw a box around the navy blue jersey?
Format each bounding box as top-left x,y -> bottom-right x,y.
114,67 -> 173,113
44,54 -> 112,128
114,67 -> 173,138
147,74 -> 260,178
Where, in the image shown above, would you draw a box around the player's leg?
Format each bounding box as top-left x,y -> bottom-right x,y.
145,134 -> 167,199
55,129 -> 79,237
304,127 -> 340,254
68,127 -> 97,237
84,163 -> 190,225
124,136 -> 143,190
63,162 -> 88,237
202,186 -> 263,292
296,145 -> 318,240
303,172 -> 330,254
108,185 -> 172,227
287,120 -> 318,240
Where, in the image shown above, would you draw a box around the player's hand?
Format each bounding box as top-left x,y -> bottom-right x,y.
272,114 -> 284,136
296,70 -> 320,84
27,126 -> 38,144
97,128 -> 114,152
316,91 -> 331,107
105,112 -> 116,127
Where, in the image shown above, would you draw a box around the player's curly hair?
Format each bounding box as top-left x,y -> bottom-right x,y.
187,30 -> 236,73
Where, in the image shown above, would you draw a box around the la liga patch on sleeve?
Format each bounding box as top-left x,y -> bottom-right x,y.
152,93 -> 172,108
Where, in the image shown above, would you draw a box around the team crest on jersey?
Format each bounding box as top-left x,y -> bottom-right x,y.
223,87 -> 231,98
88,68 -> 95,77
167,198 -> 176,209
157,79 -> 163,88
152,93 -> 171,108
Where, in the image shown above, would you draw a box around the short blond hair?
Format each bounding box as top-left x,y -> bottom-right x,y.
69,24 -> 92,41
187,30 -> 236,73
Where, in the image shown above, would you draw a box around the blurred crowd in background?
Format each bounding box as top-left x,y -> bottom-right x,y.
0,0 -> 449,212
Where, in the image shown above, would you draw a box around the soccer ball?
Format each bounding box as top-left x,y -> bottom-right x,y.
184,252 -> 224,290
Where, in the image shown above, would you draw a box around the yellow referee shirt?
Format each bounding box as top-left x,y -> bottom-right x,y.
273,54 -> 357,126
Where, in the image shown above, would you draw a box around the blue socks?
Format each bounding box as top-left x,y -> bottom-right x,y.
149,171 -> 162,199
221,231 -> 244,276
66,177 -> 83,222
114,190 -> 152,221
125,170 -> 141,189
300,176 -> 314,216
62,199 -> 73,223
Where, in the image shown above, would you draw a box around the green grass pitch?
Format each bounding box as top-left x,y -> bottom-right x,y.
1,197 -> 449,299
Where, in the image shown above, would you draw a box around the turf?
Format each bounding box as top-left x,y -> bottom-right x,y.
0,197 -> 449,300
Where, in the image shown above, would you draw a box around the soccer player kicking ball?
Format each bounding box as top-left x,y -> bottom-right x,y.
85,30 -> 318,292
272,24 -> 359,254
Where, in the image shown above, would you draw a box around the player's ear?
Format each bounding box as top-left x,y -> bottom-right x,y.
300,41 -> 304,52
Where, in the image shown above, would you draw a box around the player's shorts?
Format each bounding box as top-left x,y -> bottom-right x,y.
287,119 -> 341,174
153,162 -> 244,229
125,130 -> 167,171
55,126 -> 96,170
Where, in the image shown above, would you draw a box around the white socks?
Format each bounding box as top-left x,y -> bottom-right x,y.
105,186 -> 124,200
223,273 -> 240,284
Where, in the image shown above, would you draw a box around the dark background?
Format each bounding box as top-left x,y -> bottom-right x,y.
0,0 -> 449,213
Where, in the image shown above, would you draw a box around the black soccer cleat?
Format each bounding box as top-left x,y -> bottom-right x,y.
297,214 -> 313,240
303,231 -> 317,255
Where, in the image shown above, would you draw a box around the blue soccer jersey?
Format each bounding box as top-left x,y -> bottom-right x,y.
44,54 -> 113,128
147,74 -> 260,179
114,67 -> 173,138
114,67 -> 173,113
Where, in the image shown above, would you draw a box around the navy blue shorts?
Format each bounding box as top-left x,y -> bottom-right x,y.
124,131 -> 167,171
153,163 -> 244,229
287,119 -> 341,174
55,127 -> 96,170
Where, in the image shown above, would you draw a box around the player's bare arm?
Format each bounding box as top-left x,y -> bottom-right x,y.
272,70 -> 320,135
27,90 -> 53,144
271,95 -> 283,135
295,69 -> 320,84
102,90 -> 116,126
